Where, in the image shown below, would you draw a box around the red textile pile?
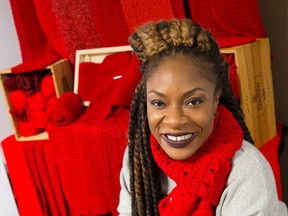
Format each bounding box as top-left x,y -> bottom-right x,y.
9,0 -> 266,73
4,70 -> 57,137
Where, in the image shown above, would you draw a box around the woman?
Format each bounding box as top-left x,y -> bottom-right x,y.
117,18 -> 287,215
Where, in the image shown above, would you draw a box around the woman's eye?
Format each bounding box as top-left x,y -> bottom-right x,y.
151,100 -> 165,107
187,98 -> 203,106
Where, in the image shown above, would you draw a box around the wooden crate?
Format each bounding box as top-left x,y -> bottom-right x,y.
221,43 -> 261,147
0,59 -> 73,141
251,38 -> 277,146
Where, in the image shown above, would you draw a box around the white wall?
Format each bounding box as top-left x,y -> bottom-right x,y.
0,1 -> 21,142
0,1 -> 22,215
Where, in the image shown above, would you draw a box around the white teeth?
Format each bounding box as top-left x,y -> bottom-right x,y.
167,134 -> 192,141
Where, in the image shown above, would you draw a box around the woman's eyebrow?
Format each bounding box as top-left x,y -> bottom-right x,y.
147,88 -> 208,97
147,90 -> 166,97
183,88 -> 208,98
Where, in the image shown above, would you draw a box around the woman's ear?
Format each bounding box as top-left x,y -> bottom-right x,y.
213,90 -> 222,112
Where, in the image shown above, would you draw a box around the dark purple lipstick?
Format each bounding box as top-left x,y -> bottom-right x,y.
161,132 -> 197,148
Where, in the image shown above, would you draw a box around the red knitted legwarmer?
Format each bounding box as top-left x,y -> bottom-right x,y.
150,105 -> 243,215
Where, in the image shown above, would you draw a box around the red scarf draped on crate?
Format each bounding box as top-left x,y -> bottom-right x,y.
150,105 -> 243,215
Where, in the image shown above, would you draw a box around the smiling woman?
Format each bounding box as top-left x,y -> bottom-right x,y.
117,18 -> 288,216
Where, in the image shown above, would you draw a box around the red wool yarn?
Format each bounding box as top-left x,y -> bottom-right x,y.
27,109 -> 48,129
9,90 -> 27,109
27,92 -> 47,110
41,74 -> 56,98
17,121 -> 40,137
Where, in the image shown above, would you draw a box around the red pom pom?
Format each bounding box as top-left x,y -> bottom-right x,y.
27,92 -> 47,110
41,74 -> 56,98
17,121 -> 40,137
27,109 -> 48,129
9,90 -> 27,109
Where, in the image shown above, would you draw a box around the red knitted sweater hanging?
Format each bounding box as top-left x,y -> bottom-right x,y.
150,105 -> 243,215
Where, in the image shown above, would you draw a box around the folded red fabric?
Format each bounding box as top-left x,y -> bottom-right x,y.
111,53 -> 142,107
47,92 -> 83,126
10,0 -> 59,73
82,52 -> 132,123
78,62 -> 101,102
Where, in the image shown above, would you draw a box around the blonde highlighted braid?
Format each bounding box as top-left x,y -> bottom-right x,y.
127,18 -> 253,216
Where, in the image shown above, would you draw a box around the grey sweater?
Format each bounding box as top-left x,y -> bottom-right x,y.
117,140 -> 288,215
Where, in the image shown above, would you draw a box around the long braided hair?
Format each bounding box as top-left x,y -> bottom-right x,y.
127,18 -> 254,216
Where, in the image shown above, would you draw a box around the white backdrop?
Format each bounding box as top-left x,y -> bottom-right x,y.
0,1 -> 22,215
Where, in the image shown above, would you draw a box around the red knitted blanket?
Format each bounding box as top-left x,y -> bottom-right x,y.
150,105 -> 243,215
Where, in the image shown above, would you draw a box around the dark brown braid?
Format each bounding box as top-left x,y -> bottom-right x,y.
128,18 -> 253,215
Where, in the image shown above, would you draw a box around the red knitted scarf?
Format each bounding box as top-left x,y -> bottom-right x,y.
150,105 -> 243,215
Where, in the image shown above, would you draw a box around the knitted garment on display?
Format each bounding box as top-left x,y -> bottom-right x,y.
10,0 -> 60,73
89,0 -> 130,47
150,105 -> 243,215
51,0 -> 103,63
121,0 -> 177,34
186,0 -> 265,48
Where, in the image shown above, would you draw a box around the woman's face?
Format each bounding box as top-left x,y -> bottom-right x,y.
146,55 -> 221,160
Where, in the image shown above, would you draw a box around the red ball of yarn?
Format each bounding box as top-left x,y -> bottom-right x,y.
17,121 -> 40,137
27,92 -> 47,110
27,109 -> 48,129
41,74 -> 56,98
9,90 -> 27,109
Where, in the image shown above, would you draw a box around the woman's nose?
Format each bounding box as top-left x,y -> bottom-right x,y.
163,105 -> 185,127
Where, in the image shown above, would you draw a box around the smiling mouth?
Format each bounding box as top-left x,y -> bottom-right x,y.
161,133 -> 197,148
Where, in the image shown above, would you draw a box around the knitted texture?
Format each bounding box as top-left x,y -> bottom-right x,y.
89,0 -> 130,47
150,105 -> 243,215
79,52 -> 137,123
121,0 -> 177,34
9,0 -> 60,73
186,0 -> 265,47
46,124 -> 85,215
78,62 -> 101,102
51,0 -> 103,63
75,107 -> 130,215
1,136 -> 43,216
210,0 -> 266,38
260,123 -> 282,200
47,91 -> 83,126
32,0 -> 68,59
34,141 -> 60,216
23,141 -> 50,215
